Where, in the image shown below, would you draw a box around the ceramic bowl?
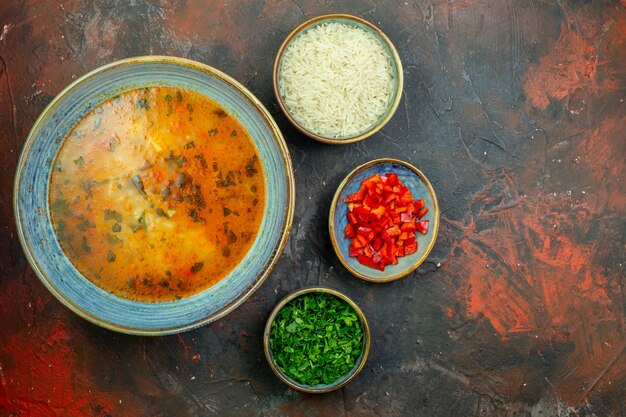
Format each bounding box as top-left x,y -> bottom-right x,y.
14,56 -> 295,335
329,158 -> 439,282
263,287 -> 370,393
272,14 -> 404,144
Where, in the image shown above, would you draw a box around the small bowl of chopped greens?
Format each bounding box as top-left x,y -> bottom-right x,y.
273,14 -> 403,144
263,287 -> 370,393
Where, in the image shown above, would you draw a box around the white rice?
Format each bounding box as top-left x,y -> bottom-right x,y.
278,22 -> 394,139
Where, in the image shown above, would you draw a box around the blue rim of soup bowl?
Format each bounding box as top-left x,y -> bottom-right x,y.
14,56 -> 295,335
329,158 -> 439,282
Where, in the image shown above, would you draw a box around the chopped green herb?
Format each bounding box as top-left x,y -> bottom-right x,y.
138,211 -> 148,230
269,292 -> 364,386
74,156 -> 85,169
214,109 -> 227,118
208,128 -> 218,137
158,279 -> 169,288
191,184 -> 205,208
188,209 -> 205,223
230,130 -> 237,137
187,103 -> 193,113
107,250 -> 116,262
221,246 -> 231,257
111,223 -> 122,233
164,151 -> 187,167
245,154 -> 258,177
131,175 -> 147,196
164,94 -> 173,102
195,154 -> 208,170
51,198 -> 70,216
184,141 -> 195,149
136,99 -> 149,109
227,229 -> 237,244
223,207 -> 232,217
166,104 -> 173,116
155,208 -> 169,218
190,262 -> 204,274
81,179 -> 109,199
56,220 -> 66,236
104,209 -> 123,223
216,170 -> 236,187
81,236 -> 91,253
176,91 -> 183,102
161,185 -> 170,201
173,172 -> 192,190
107,234 -> 122,245
77,219 -> 95,231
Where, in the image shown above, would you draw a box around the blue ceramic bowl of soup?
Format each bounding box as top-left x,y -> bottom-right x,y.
329,158 -> 439,282
14,56 -> 295,335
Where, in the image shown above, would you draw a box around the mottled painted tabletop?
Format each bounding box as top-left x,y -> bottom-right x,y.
1,1 -> 625,416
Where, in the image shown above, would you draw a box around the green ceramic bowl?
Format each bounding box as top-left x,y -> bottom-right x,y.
273,14 -> 404,144
263,287 -> 371,393
14,56 -> 295,335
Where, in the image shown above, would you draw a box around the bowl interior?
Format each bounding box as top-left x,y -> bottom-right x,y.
14,57 -> 294,335
264,287 -> 370,393
274,14 -> 403,143
330,159 -> 439,282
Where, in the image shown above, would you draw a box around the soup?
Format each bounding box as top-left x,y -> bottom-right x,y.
49,87 -> 265,302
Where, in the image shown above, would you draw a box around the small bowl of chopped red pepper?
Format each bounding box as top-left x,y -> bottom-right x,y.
329,158 -> 439,282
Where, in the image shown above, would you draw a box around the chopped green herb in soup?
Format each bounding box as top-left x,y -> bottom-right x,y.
49,87 -> 265,302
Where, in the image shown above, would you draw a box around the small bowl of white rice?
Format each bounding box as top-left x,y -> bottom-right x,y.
273,14 -> 404,144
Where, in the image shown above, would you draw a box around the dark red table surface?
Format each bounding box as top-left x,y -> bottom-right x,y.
1,1 -> 625,416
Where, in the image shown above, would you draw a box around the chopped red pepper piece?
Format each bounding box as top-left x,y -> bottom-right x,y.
400,222 -> 416,232
357,254 -> 384,271
364,194 -> 381,209
398,192 -> 414,204
344,223 -> 356,238
344,185 -> 367,203
349,245 -> 363,257
370,205 -> 386,219
400,212 -> 412,223
416,220 -> 429,235
386,225 -> 401,237
404,242 -> 418,255
416,206 -> 428,220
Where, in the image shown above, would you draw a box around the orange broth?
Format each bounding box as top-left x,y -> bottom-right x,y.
49,87 -> 265,302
